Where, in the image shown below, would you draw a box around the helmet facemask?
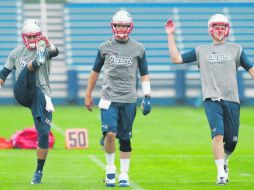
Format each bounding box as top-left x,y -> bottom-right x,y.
208,14 -> 230,41
22,19 -> 42,49
111,10 -> 134,40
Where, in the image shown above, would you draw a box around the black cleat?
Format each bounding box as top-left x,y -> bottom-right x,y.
31,170 -> 43,184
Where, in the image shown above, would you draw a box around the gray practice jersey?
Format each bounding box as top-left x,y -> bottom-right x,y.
196,42 -> 242,103
4,45 -> 52,97
94,37 -> 148,103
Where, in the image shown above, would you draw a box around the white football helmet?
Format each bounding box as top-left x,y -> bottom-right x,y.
208,14 -> 230,40
22,19 -> 42,49
111,9 -> 134,39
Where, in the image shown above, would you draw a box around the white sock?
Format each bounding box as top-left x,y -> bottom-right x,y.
106,153 -> 115,166
120,159 -> 130,174
215,159 -> 225,177
224,153 -> 230,165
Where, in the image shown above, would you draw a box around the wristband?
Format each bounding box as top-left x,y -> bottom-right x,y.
142,81 -> 151,96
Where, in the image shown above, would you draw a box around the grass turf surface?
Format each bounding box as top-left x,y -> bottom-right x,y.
0,106 -> 253,189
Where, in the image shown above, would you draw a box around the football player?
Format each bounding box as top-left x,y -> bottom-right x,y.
85,9 -> 151,187
165,14 -> 254,185
0,18 -> 59,184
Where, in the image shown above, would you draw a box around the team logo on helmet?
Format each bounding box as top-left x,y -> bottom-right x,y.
22,19 -> 42,49
208,14 -> 230,40
111,9 -> 134,39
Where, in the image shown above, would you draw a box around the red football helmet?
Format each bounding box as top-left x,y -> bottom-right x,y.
22,19 -> 42,49
111,10 -> 134,39
208,14 -> 230,40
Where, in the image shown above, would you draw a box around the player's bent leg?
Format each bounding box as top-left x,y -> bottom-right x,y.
14,67 -> 36,107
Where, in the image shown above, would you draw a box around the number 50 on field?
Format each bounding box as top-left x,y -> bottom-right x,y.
65,128 -> 88,149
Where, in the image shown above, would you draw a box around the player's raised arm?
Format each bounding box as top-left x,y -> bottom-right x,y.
165,20 -> 183,64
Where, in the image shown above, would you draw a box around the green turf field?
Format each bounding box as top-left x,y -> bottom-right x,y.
0,106 -> 253,190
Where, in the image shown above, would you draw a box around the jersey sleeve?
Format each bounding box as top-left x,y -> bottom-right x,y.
92,50 -> 104,73
4,49 -> 16,70
138,51 -> 149,76
240,50 -> 253,71
48,47 -> 59,59
181,49 -> 197,63
0,67 -> 12,81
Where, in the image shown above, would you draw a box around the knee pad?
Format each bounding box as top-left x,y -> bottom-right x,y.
119,139 -> 132,152
38,132 -> 49,149
224,141 -> 237,154
36,120 -> 50,149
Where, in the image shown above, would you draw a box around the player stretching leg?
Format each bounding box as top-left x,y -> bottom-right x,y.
165,14 -> 254,185
85,9 -> 151,187
0,19 -> 59,184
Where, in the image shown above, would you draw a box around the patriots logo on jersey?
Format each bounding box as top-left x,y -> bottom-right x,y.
19,60 -> 27,69
207,52 -> 231,64
110,54 -> 133,67
18,55 -> 32,69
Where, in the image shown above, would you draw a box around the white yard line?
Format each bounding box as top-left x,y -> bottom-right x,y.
51,122 -> 65,136
52,123 -> 143,190
51,123 -> 144,189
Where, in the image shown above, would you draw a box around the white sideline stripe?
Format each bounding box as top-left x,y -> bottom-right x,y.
51,122 -> 65,136
88,155 -> 144,190
51,123 -> 144,189
88,155 -> 105,170
240,173 -> 253,177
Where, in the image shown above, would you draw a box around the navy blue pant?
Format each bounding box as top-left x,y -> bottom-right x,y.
204,99 -> 240,154
101,102 -> 137,140
13,67 -> 52,148
14,67 -> 36,108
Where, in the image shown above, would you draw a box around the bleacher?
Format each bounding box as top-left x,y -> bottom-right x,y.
0,0 -> 21,104
1,2 -> 254,105
64,3 -> 254,105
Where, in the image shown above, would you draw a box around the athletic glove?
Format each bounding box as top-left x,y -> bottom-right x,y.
142,95 -> 151,116
165,19 -> 175,35
37,35 -> 50,48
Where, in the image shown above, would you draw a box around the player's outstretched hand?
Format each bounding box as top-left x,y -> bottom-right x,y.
37,35 -> 50,48
165,19 -> 175,35
85,96 -> 94,112
141,95 -> 151,116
